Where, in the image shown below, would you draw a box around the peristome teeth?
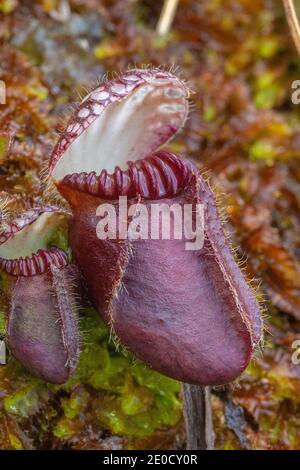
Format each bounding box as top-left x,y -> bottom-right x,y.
60,153 -> 192,200
87,172 -> 99,195
98,170 -> 107,194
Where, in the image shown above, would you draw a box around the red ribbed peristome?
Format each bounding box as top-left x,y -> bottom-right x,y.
60,151 -> 194,200
0,206 -> 68,276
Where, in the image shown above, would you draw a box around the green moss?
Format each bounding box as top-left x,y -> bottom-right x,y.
152,34 -> 173,50
94,38 -> 120,60
0,0 -> 17,14
53,418 -> 76,439
258,37 -> 281,59
0,135 -> 8,160
248,139 -> 276,164
254,85 -> 281,109
63,309 -> 181,438
0,310 -> 5,335
8,433 -> 23,450
3,308 -> 181,440
0,270 -> 11,292
44,216 -> 70,258
3,380 -> 47,418
26,85 -> 48,101
61,388 -> 90,420
253,71 -> 282,109
203,105 -> 217,122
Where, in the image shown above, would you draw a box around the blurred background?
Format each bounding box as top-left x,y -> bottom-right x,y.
0,0 -> 300,450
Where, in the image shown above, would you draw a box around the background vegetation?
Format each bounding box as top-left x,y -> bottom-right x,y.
0,0 -> 300,450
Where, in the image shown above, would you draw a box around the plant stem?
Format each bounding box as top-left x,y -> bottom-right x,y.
283,0 -> 300,56
182,384 -> 215,450
156,0 -> 179,36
